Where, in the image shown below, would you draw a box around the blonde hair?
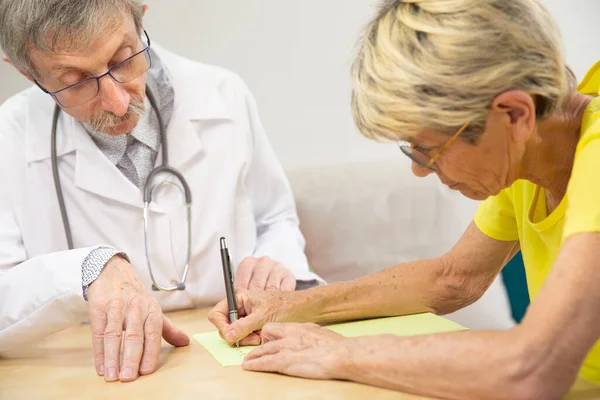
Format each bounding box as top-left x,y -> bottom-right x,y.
351,0 -> 577,143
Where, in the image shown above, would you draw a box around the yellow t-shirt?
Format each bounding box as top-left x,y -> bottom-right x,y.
474,61 -> 600,385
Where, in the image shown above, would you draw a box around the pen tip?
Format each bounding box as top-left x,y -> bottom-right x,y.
220,237 -> 227,249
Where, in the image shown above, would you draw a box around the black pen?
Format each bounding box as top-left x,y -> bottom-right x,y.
219,237 -> 239,348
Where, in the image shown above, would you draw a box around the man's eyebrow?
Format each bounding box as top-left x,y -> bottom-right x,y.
50,35 -> 135,73
52,64 -> 85,72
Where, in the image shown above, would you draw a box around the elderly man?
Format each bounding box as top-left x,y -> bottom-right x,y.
0,0 -> 321,383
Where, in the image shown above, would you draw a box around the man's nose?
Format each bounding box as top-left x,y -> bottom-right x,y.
97,77 -> 130,116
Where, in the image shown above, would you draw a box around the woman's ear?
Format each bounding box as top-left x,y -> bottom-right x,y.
3,56 -> 36,84
491,90 -> 536,143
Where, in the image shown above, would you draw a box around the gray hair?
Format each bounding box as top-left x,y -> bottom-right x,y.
0,0 -> 143,77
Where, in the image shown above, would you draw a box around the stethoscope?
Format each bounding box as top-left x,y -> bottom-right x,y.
51,87 -> 192,291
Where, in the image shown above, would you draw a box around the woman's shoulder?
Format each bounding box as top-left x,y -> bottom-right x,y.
577,97 -> 600,151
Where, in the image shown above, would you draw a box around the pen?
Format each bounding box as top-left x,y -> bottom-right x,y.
219,237 -> 239,348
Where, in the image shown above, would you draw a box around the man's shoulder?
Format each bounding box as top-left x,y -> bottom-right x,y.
0,87 -> 37,128
0,87 -> 40,149
156,45 -> 253,102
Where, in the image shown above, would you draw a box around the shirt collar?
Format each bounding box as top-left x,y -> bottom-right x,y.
24,43 -> 233,164
83,47 -> 171,161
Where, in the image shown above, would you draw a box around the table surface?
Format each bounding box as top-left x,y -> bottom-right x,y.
1,308 -> 599,400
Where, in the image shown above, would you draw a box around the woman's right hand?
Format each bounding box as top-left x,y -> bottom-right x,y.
208,290 -> 307,346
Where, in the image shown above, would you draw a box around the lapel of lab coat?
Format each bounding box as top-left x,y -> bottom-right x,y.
25,44 -> 232,211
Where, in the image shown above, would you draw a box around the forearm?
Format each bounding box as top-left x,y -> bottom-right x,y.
514,233 -> 600,391
340,330 -> 540,400
0,248 -> 96,352
335,234 -> 600,400
299,257 -> 455,324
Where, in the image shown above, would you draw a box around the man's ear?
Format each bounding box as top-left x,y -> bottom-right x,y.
490,90 -> 536,144
3,56 -> 36,84
142,4 -> 149,17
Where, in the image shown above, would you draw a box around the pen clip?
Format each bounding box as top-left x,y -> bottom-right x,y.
227,252 -> 235,285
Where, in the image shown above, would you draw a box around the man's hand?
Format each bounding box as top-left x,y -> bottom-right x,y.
235,256 -> 296,291
87,255 -> 190,383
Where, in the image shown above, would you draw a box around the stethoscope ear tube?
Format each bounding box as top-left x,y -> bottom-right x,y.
51,104 -> 74,250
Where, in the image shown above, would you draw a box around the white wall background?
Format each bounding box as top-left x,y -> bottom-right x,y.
1,0 -> 598,169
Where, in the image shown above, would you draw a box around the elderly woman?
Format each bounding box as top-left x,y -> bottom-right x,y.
209,0 -> 600,398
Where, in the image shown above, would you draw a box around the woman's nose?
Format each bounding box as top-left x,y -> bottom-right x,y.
411,161 -> 435,178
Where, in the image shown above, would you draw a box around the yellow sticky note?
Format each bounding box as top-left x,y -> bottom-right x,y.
193,331 -> 255,367
194,313 -> 465,367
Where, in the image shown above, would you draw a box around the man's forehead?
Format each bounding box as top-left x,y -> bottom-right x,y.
32,26 -> 137,74
31,14 -> 137,64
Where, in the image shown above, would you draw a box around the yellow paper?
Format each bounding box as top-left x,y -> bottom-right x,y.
193,331 -> 254,367
194,313 -> 465,367
325,313 -> 465,337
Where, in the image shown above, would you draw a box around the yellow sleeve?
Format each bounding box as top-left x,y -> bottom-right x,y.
563,139 -> 600,239
474,188 -> 519,241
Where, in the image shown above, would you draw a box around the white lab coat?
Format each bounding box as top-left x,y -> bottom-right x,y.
0,45 -> 320,352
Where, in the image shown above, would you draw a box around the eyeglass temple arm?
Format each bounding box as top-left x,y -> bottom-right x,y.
426,122 -> 470,167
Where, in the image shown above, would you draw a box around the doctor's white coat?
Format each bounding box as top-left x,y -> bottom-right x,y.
0,45 -> 319,352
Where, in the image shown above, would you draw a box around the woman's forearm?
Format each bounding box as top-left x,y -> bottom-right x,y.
287,223 -> 512,325
301,257 -> 455,324
338,330 -> 546,400
330,233 -> 600,400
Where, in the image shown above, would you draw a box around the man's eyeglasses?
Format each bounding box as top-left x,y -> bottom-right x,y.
35,29 -> 152,108
398,122 -> 470,171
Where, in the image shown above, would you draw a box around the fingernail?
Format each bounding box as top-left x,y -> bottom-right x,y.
120,367 -> 133,380
98,364 -> 104,375
226,330 -> 237,342
140,362 -> 152,373
106,367 -> 118,382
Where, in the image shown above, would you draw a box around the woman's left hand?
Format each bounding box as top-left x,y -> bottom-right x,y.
241,322 -> 352,380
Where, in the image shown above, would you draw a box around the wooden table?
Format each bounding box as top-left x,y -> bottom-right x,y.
1,309 -> 599,400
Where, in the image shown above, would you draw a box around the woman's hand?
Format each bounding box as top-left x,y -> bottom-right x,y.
207,290 -> 308,346
241,323 -> 352,380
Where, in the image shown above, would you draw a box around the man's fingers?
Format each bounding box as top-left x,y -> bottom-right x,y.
90,311 -> 108,376
119,303 -> 145,382
235,257 -> 257,290
162,315 -> 190,347
248,258 -> 275,291
280,273 -> 296,291
103,300 -> 125,382
139,310 -> 163,376
264,266 -> 284,291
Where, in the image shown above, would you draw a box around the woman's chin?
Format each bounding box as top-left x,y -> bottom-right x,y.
459,189 -> 490,201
